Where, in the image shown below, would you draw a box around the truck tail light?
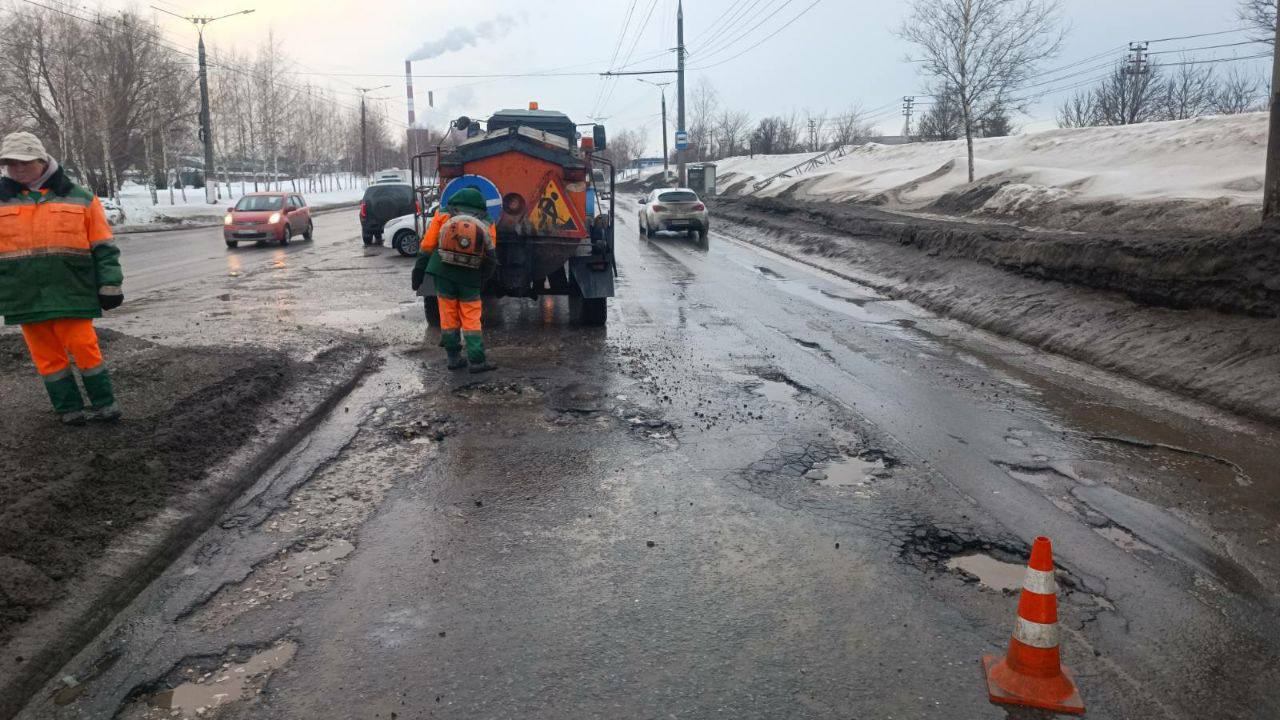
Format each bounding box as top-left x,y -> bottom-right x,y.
415,201 -> 421,215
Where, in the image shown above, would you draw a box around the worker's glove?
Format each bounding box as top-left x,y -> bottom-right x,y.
411,267 -> 425,292
98,286 -> 123,311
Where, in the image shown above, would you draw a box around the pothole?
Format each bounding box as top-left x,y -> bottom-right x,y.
946,554 -> 1026,594
1095,525 -> 1157,552
118,641 -> 297,719
723,368 -> 810,404
452,381 -> 542,404
806,450 -> 895,488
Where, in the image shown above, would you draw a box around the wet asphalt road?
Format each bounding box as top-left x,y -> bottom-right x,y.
19,201 -> 1280,719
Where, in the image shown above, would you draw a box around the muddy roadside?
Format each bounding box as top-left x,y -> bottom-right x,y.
711,196 -> 1280,425
0,328 -> 374,720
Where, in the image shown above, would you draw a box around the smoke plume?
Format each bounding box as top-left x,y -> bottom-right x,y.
407,16 -> 515,62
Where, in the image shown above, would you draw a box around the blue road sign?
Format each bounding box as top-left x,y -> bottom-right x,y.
440,174 -> 503,222
675,130 -> 689,151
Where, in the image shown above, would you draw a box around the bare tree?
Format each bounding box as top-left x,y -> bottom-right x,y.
1239,0 -> 1277,42
688,79 -> 719,161
899,0 -> 1065,181
1215,67 -> 1264,113
715,109 -> 751,158
1092,61 -> 1165,125
1056,91 -> 1098,128
829,105 -> 875,147
778,111 -> 804,153
1161,58 -> 1218,120
752,117 -> 784,154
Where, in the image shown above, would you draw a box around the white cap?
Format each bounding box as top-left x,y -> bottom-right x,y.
0,132 -> 48,163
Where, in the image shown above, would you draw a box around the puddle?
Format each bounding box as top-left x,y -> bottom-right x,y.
755,266 -> 785,279
722,370 -> 801,404
947,554 -> 1026,593
129,642 -> 297,719
809,455 -> 885,487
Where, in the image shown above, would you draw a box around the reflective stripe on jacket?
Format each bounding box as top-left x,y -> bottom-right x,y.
0,169 -> 121,325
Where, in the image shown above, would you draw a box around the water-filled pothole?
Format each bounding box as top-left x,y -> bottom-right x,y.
121,641 -> 297,719
946,554 -> 1026,593
808,455 -> 886,487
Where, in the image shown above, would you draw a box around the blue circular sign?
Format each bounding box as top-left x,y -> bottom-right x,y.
441,174 -> 503,222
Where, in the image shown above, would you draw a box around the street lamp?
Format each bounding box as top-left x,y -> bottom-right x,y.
638,78 -> 673,180
153,7 -> 255,204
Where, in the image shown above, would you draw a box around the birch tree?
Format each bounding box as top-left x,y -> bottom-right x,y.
899,0 -> 1064,181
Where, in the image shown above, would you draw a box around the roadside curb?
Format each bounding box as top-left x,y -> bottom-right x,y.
711,213 -> 1280,426
0,344 -> 379,720
112,201 -> 361,236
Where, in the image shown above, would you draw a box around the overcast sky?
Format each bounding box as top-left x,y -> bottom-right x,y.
121,0 -> 1269,153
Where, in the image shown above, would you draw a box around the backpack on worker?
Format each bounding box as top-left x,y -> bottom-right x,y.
437,215 -> 491,269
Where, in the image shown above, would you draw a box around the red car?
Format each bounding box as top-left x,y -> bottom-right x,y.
223,192 -> 314,248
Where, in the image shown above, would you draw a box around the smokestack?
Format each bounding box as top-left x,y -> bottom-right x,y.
405,60 -> 416,127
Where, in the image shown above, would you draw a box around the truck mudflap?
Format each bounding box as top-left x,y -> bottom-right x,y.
568,256 -> 615,299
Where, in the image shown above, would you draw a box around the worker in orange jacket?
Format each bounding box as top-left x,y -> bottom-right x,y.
411,188 -> 498,373
0,132 -> 123,425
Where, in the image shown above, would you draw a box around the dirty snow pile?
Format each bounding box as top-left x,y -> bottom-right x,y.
714,112 -> 1267,234
113,180 -> 366,227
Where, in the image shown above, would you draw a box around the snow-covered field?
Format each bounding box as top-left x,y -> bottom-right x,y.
112,177 -> 367,227
711,112 -> 1268,234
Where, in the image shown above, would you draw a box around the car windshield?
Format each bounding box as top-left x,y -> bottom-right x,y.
364,185 -> 413,202
235,196 -> 283,211
658,191 -> 699,203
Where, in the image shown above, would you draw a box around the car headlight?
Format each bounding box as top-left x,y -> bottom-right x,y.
268,212 -> 281,224
224,215 -> 233,226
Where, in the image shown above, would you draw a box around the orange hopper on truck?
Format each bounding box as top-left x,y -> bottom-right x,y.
411,104 -> 617,326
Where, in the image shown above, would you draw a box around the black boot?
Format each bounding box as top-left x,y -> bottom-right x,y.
446,349 -> 467,370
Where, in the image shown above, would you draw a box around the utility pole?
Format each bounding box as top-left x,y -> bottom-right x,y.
639,79 -> 672,178
1264,18 -> 1280,221
355,85 -> 390,178
1124,41 -> 1150,125
676,0 -> 687,187
902,96 -> 916,141
152,7 -> 255,204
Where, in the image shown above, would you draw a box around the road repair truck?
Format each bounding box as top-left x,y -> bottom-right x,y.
411,104 -> 617,326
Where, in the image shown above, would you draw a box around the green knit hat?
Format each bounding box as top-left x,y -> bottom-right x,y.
447,188 -> 488,216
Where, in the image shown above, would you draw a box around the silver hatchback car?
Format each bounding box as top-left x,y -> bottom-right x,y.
638,188 -> 709,247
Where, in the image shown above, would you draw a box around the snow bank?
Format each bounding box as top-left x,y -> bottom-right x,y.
714,113 -> 1268,234
113,179 -> 366,226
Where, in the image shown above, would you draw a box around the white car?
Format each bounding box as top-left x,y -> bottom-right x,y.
637,187 -> 709,247
383,203 -> 440,257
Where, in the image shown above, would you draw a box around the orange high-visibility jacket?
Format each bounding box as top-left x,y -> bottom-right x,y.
0,168 -> 120,325
416,212 -> 497,285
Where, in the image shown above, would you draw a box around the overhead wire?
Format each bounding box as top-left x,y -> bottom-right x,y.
691,0 -> 824,70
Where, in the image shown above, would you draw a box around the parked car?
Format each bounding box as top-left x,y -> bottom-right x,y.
360,182 -> 416,246
638,187 -> 708,247
383,202 -> 439,257
224,192 -> 313,248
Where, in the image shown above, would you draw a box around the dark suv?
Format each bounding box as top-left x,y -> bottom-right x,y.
360,182 -> 416,246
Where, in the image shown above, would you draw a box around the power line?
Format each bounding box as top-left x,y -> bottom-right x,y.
691,0 -> 824,70
1146,27 -> 1252,44
696,0 -> 798,62
1147,39 -> 1267,56
599,0 -> 663,116
693,0 -> 770,57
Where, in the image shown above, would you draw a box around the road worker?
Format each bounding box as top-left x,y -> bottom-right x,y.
411,187 -> 497,373
0,132 -> 124,425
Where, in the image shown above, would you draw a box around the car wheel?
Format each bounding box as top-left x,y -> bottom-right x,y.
394,230 -> 418,257
423,297 -> 441,327
280,225 -> 291,245
225,240 -> 238,249
303,222 -> 314,241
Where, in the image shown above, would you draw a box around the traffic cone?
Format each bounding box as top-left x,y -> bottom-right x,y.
981,536 -> 1085,715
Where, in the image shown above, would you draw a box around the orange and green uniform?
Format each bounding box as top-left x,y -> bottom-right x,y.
0,167 -> 122,415
415,209 -> 497,364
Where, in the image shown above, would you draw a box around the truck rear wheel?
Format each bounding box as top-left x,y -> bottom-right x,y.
571,296 -> 607,327
423,297 -> 440,327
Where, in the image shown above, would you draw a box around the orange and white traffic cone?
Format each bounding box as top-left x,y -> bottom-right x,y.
982,536 -> 1085,715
